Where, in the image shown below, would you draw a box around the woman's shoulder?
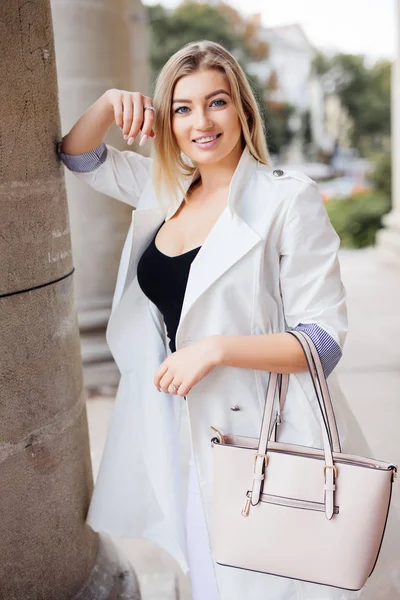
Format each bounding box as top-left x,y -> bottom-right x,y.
254,163 -> 321,215
256,161 -> 316,189
248,161 -> 328,234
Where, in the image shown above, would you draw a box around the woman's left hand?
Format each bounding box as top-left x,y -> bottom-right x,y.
154,336 -> 221,397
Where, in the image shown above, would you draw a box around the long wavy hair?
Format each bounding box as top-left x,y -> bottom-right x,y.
151,40 -> 271,211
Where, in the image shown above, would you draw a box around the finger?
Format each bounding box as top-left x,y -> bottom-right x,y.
139,97 -> 155,146
121,93 -> 133,137
176,382 -> 190,397
168,380 -> 182,395
112,93 -> 124,130
159,373 -> 174,394
127,93 -> 146,141
154,363 -> 168,390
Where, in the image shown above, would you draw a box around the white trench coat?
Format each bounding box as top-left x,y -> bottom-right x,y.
70,145 -> 395,600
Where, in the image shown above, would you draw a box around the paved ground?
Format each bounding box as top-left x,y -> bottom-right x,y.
86,248 -> 400,600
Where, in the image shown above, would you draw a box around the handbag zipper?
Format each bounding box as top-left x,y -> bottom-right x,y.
216,440 -> 391,472
241,491 -> 252,516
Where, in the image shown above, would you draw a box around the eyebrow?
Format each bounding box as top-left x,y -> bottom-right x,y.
172,89 -> 231,104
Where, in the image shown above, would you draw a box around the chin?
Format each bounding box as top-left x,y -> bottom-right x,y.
190,146 -> 237,165
193,153 -> 223,165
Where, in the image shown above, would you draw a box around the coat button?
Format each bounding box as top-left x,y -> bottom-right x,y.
273,169 -> 284,177
230,405 -> 241,411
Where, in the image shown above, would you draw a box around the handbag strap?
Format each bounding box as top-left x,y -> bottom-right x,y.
267,374 -> 287,441
250,331 -> 339,520
292,330 -> 341,452
269,332 -> 341,453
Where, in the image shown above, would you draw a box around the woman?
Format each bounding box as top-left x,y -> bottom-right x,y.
57,41 -> 396,600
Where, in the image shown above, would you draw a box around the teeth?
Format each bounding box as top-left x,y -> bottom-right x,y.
195,135 -> 218,143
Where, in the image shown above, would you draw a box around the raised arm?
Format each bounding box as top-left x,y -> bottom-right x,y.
59,92 -> 116,155
57,90 -> 156,208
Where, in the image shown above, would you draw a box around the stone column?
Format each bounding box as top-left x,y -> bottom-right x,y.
52,0 -> 151,388
128,0 -> 151,93
376,0 -> 400,263
0,1 -> 140,597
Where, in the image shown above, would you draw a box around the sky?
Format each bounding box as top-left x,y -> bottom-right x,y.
142,0 -> 397,63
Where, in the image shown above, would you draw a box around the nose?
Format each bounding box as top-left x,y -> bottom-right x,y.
193,107 -> 213,130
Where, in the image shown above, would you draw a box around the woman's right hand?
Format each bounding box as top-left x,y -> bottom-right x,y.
105,89 -> 156,147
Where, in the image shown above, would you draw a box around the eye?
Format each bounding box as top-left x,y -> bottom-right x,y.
173,98 -> 227,115
174,106 -> 190,114
211,99 -> 226,107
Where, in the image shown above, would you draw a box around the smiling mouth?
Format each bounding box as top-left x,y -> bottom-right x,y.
193,133 -> 222,143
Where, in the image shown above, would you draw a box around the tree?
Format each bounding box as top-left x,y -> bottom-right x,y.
313,52 -> 391,152
147,1 -> 268,83
264,101 -> 296,156
147,2 -> 241,80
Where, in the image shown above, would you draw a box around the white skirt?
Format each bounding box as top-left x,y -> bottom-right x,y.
186,451 -> 220,600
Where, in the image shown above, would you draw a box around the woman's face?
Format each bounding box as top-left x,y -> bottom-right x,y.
171,69 -> 243,165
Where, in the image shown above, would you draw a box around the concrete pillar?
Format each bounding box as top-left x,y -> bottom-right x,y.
376,0 -> 400,263
52,0 -> 151,388
0,0 -> 140,597
128,0 -> 151,93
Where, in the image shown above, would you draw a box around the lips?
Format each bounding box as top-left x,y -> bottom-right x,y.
193,133 -> 222,143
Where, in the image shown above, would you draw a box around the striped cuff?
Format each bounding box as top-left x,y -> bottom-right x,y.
56,140 -> 107,172
293,323 -> 342,378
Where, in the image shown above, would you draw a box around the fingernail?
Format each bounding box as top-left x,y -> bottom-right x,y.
123,134 -> 129,140
127,137 -> 135,145
139,134 -> 148,147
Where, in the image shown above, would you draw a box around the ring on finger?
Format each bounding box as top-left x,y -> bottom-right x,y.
171,382 -> 179,393
144,105 -> 156,114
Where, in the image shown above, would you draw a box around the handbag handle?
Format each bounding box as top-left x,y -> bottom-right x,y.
292,331 -> 341,451
268,332 -> 341,453
250,330 -> 341,520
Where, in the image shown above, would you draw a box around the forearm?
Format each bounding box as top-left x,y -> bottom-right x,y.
60,91 -> 115,155
213,333 -> 308,374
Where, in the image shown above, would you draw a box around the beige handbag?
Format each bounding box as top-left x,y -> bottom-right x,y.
210,330 -> 397,591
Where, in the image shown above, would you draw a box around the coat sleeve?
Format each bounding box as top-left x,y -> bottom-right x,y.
56,141 -> 152,208
279,179 -> 348,375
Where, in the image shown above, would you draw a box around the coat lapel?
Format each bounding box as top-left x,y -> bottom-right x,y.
120,161 -> 199,296
175,147 -> 262,347
175,208 -> 261,348
122,207 -> 165,295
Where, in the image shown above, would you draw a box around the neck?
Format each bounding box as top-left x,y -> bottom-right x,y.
194,139 -> 245,195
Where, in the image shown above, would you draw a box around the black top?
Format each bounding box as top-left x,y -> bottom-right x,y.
137,222 -> 201,353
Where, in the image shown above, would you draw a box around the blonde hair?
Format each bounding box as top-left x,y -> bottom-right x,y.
151,40 -> 271,211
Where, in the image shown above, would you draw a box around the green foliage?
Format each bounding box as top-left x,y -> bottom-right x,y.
367,151 -> 392,201
326,192 -> 391,248
302,109 -> 312,146
263,102 -> 296,155
147,2 -> 242,84
312,52 -> 391,152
